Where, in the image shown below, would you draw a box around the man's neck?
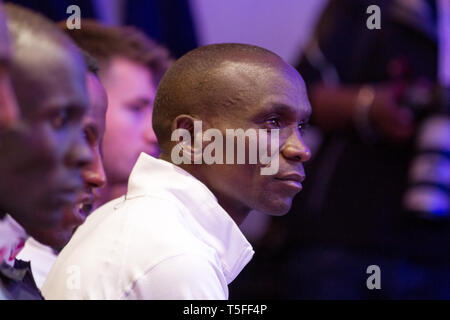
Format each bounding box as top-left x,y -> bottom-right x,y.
96,184 -> 128,208
215,196 -> 251,226
162,153 -> 252,226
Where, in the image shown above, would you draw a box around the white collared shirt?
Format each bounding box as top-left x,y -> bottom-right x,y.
0,214 -> 27,266
42,153 -> 254,300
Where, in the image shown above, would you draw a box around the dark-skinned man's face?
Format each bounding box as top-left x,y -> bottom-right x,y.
197,59 -> 311,217
0,40 -> 92,240
29,72 -> 108,249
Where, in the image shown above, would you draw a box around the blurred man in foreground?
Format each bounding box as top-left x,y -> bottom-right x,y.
17,55 -> 108,288
0,4 -> 91,299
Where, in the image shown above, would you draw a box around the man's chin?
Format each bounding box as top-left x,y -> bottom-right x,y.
30,208 -> 64,230
254,199 -> 292,216
32,229 -> 72,251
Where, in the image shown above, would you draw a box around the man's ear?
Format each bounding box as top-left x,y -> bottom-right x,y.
171,114 -> 212,135
170,114 -> 205,163
171,114 -> 195,134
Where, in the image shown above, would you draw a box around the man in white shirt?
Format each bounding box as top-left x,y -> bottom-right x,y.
43,43 -> 312,300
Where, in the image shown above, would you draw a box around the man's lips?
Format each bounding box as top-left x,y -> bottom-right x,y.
276,172 -> 306,183
76,192 -> 95,219
54,186 -> 81,206
275,173 -> 306,191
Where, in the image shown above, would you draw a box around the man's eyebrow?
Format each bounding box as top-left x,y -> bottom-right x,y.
128,97 -> 152,106
269,103 -> 293,113
41,102 -> 85,116
255,103 -> 294,117
301,110 -> 311,123
257,103 -> 310,121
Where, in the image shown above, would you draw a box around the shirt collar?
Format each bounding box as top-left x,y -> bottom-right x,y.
0,215 -> 27,266
127,152 -> 254,284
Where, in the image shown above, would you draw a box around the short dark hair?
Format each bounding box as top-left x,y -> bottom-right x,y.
60,20 -> 172,83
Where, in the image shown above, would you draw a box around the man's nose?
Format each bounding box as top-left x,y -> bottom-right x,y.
65,131 -> 93,169
281,129 -> 311,162
82,148 -> 106,189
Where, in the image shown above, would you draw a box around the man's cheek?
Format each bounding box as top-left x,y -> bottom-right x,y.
20,126 -> 57,169
257,129 -> 280,176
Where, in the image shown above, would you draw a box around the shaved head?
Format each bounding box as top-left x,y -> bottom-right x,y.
5,3 -> 83,63
5,4 -> 87,116
153,43 -> 300,151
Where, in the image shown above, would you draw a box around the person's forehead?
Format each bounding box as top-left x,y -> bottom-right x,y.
216,58 -> 304,90
257,97 -> 311,122
260,66 -> 311,119
106,57 -> 154,84
13,44 -> 88,114
102,57 -> 156,100
215,59 -> 310,119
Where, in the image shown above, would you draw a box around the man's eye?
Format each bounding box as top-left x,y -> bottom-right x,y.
130,106 -> 141,112
298,122 -> 309,135
265,118 -> 281,128
129,105 -> 146,113
50,110 -> 69,130
82,129 -> 90,143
